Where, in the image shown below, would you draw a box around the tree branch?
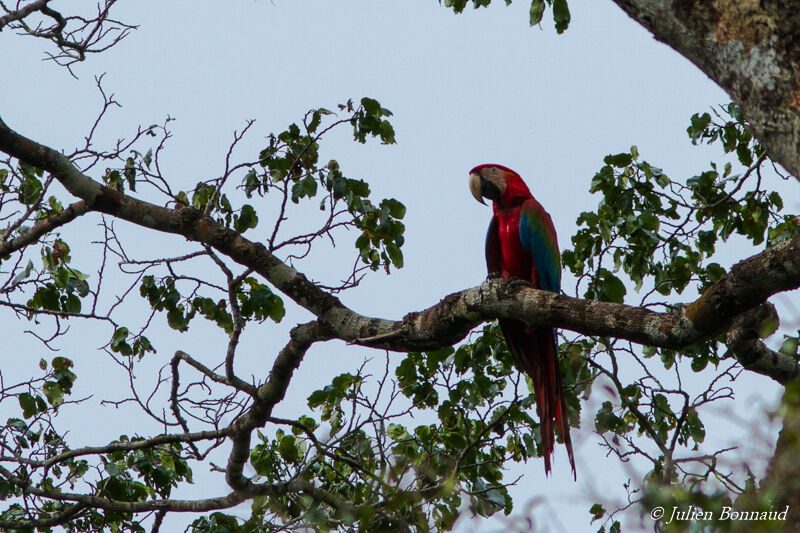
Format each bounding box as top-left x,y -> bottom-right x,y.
727,303 -> 799,384
0,502 -> 87,531
0,200 -> 88,256
0,0 -> 49,30
1,116 -> 799,384
1,428 -> 228,470
226,321 -> 331,490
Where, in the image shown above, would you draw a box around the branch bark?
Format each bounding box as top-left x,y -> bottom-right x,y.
0,0 -> 49,30
612,0 -> 800,180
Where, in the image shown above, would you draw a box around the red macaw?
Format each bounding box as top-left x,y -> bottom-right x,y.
469,164 -> 575,478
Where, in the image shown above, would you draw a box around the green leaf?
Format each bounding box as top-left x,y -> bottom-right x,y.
387,423 -> 409,440
234,204 -> 259,233
239,280 -> 285,323
307,110 -> 322,133
590,503 -> 606,523
110,327 -> 132,356
687,112 -> 712,143
386,242 -> 404,268
52,356 -> 73,373
29,285 -> 60,311
279,435 -> 300,462
529,0 -> 545,25
758,315 -> 780,339
690,355 -> 708,372
133,336 -> 156,358
685,408 -> 705,444
736,143 -> 753,166
19,393 -> 38,419
293,415 -> 318,434
603,152 -> 632,168
552,0 -> 571,33
361,97 -> 381,116
11,260 -> 34,286
291,175 -> 318,203
383,198 -> 406,219
595,401 -> 623,434
595,269 -> 626,303
18,163 -> 43,204
167,307 -> 188,331
307,389 -> 327,409
43,382 -> 64,406
64,293 -> 81,313
124,157 -> 136,191
780,337 -> 798,357
652,393 -> 674,425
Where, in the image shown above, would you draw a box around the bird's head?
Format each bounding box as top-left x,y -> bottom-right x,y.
469,164 -> 530,206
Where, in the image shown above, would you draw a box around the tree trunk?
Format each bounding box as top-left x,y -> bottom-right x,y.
612,0 -> 800,181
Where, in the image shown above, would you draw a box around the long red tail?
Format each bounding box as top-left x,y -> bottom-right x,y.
499,318 -> 576,479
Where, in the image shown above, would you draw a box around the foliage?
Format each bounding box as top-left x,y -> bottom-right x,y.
558,105 -> 798,532
441,0 -> 571,32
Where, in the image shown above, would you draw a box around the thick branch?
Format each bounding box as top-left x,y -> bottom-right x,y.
1,117 -> 799,383
612,0 -> 800,179
226,321 -> 330,490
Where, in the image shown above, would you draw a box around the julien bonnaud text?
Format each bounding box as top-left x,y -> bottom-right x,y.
657,505 -> 789,524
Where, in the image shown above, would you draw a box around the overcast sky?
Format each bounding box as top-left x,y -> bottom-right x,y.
1,1 -> 791,531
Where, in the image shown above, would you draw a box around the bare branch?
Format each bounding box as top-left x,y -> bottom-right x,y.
1,0 -> 137,70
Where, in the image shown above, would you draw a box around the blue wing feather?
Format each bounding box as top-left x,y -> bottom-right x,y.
518,201 -> 561,293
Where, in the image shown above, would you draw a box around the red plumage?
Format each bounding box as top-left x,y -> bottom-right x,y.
470,164 -> 575,479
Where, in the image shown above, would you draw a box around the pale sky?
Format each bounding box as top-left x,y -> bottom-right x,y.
1,1 -> 789,531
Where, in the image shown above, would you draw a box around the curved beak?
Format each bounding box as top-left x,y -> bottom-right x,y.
469,172 -> 485,205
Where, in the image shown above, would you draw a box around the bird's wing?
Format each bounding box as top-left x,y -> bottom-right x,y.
519,200 -> 560,293
485,215 -> 503,275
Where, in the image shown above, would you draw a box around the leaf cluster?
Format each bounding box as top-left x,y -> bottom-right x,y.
241,98 -> 405,273
441,0 -> 571,33
138,275 -> 284,336
564,106 -> 795,307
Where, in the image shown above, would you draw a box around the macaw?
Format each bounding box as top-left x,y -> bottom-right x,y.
469,164 -> 575,478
